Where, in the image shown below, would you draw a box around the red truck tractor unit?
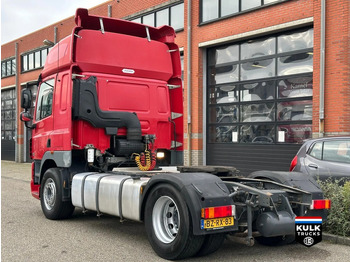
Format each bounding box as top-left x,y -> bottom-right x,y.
20,9 -> 330,260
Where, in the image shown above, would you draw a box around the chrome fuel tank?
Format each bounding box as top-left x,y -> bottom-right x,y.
71,172 -> 150,221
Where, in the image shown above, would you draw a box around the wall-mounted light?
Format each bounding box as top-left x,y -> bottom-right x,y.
43,39 -> 55,47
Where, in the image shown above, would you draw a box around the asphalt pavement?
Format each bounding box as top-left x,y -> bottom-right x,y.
1,160 -> 350,262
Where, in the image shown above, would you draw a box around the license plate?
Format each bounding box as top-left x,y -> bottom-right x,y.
201,217 -> 234,229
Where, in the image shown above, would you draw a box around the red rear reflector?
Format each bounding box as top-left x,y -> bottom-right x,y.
311,199 -> 331,210
201,205 -> 234,219
290,155 -> 298,171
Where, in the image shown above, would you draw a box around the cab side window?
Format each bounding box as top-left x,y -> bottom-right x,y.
35,79 -> 54,121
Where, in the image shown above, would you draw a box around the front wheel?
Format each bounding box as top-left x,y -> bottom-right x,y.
144,184 -> 204,260
40,168 -> 74,220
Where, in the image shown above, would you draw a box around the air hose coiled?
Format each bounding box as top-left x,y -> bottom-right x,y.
134,150 -> 157,171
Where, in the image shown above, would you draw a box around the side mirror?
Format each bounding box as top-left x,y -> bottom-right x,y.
20,111 -> 36,129
21,89 -> 32,110
20,111 -> 32,122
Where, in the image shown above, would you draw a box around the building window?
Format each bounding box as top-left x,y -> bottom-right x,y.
201,0 -> 289,23
1,88 -> 16,141
1,58 -> 16,78
202,0 -> 219,22
221,0 -> 239,17
143,13 -> 155,27
242,0 -> 261,11
21,47 -> 50,73
156,9 -> 169,26
207,28 -> 313,144
170,3 -> 184,30
130,2 -> 184,31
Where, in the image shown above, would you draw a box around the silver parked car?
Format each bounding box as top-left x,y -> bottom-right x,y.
290,137 -> 350,181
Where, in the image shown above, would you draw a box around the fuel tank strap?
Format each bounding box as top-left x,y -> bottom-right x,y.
118,177 -> 133,221
80,172 -> 98,213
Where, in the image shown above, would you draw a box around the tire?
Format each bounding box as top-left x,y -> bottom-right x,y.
40,168 -> 75,220
196,233 -> 226,257
144,184 -> 205,260
255,235 -> 295,246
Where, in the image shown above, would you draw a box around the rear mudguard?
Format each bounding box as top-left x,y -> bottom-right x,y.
248,171 -> 323,199
249,170 -> 327,219
141,172 -> 236,235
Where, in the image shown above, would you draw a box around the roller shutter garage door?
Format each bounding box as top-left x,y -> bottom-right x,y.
206,28 -> 313,175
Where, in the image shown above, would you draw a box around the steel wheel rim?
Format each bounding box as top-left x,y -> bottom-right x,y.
152,196 -> 180,244
43,178 -> 56,211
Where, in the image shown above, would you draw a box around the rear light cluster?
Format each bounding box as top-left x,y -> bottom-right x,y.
311,199 -> 331,210
290,155 -> 298,171
201,205 -> 235,219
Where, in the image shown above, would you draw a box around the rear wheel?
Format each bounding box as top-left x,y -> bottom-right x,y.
144,184 -> 204,260
40,168 -> 74,220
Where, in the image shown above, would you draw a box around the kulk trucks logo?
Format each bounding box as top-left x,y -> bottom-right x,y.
295,217 -> 322,247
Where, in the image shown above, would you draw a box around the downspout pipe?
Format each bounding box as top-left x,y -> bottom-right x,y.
108,5 -> 112,17
319,0 -> 325,137
54,26 -> 58,44
15,42 -> 20,162
187,0 -> 192,165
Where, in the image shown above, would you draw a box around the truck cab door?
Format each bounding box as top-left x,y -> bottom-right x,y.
31,78 -> 55,160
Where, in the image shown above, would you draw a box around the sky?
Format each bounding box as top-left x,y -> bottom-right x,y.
1,0 -> 110,44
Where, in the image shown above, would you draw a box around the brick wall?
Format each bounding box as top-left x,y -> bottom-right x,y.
183,149 -> 203,166
313,0 -> 350,136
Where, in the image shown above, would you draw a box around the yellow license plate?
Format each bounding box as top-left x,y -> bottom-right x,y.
201,217 -> 234,229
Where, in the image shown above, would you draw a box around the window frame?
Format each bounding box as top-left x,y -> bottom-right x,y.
200,0 -> 290,25
129,2 -> 184,32
1,57 -> 16,78
21,47 -> 50,73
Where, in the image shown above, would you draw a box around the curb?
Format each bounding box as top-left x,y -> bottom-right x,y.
323,233 -> 350,246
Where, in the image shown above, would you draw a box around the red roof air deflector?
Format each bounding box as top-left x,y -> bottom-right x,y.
74,8 -> 176,44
